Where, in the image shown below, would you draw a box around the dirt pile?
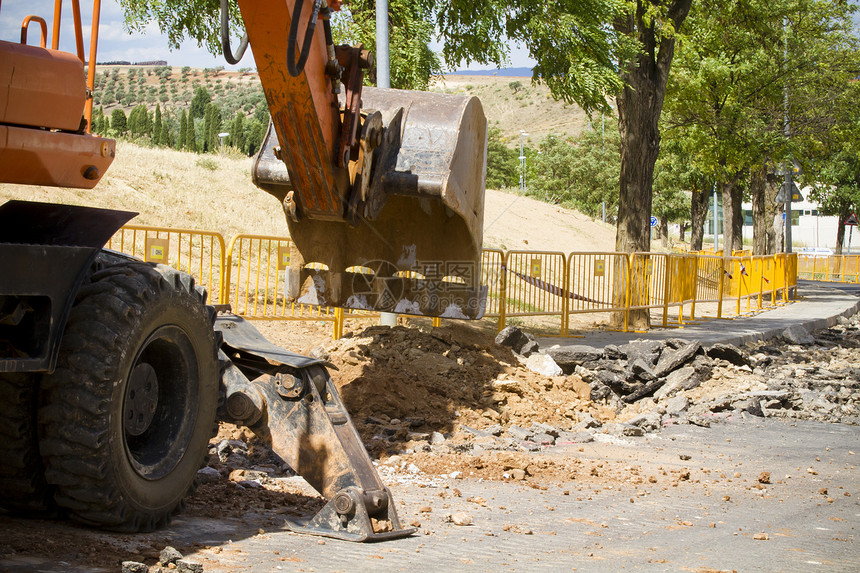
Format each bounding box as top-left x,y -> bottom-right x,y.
311,324 -> 613,444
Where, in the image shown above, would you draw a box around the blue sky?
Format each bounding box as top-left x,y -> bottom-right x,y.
0,0 -> 535,71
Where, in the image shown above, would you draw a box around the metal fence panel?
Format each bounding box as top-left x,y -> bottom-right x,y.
108,225 -> 226,304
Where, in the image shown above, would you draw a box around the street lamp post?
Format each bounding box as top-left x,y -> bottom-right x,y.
519,130 -> 528,193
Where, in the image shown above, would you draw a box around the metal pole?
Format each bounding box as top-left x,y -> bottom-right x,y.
713,185 -> 718,253
375,0 -> 390,89
376,0 -> 396,327
783,17 -> 793,254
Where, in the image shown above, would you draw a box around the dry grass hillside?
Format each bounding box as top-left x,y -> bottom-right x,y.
432,74 -> 591,144
0,143 -> 613,252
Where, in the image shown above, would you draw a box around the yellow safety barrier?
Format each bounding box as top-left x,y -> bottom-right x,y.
107,225 -> 226,304
107,224 -> 802,340
480,249 -> 506,319
565,252 -> 631,327
798,254 -> 860,283
502,250 -> 568,335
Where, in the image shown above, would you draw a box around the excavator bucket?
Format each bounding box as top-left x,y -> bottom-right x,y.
253,87 -> 488,319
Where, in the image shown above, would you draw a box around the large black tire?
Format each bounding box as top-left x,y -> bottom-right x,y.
38,260 -> 219,532
0,373 -> 55,514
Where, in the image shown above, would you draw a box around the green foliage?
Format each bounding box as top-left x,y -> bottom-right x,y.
485,127 -> 519,190
110,108 -> 128,135
190,86 -> 211,119
196,157 -> 219,171
127,104 -> 151,138
333,0 -> 444,90
528,126 -> 620,220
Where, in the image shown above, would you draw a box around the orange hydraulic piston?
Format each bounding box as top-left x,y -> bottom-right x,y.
235,0 -> 347,221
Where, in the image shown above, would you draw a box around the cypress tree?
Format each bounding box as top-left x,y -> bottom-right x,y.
185,115 -> 196,151
179,110 -> 188,150
153,104 -> 163,145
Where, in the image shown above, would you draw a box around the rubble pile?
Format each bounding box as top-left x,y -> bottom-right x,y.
196,313 -> 860,488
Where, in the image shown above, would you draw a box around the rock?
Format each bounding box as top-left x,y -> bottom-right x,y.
653,340 -> 701,378
544,345 -> 604,373
510,469 -> 527,480
621,340 -> 664,368
520,340 -> 541,357
196,466 -> 222,484
621,378 -> 665,403
574,413 -> 603,430
495,326 -> 530,353
507,425 -> 534,441
606,423 -> 645,437
706,343 -> 749,366
430,431 -> 446,445
753,533 -> 769,541
665,394 -> 690,416
530,422 -> 560,438
461,425 -> 493,438
571,431 -> 595,443
758,471 -> 771,484
450,512 -> 473,526
160,546 -> 183,566
603,344 -> 624,360
492,378 -> 524,394
629,358 -> 657,381
177,560 -> 204,572
533,433 -> 556,445
484,424 -> 504,436
627,413 -> 661,432
653,367 -> 701,400
588,379 -> 613,402
525,353 -> 563,377
121,562 -> 148,573
783,325 -> 815,345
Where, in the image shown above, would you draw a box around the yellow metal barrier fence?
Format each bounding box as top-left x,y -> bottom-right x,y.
107,225 -> 226,304
107,224 -> 802,340
798,254 -> 860,283
502,250 -> 568,335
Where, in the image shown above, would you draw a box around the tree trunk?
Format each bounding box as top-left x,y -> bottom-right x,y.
660,216 -> 669,248
835,204 -> 850,254
764,168 -> 781,253
612,0 -> 692,330
690,184 -> 708,251
751,166 -> 768,255
679,222 -> 688,244
720,173 -> 744,253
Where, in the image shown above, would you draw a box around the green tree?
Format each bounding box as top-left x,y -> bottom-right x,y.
127,104 -> 149,137
153,104 -> 163,145
185,115 -> 198,151
529,126 -> 621,221
190,86 -> 211,119
485,127 -> 519,190
179,109 -> 189,150
334,0 -> 443,90
230,111 -> 246,151
110,108 -> 128,135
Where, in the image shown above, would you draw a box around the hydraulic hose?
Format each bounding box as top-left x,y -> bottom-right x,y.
287,0 -> 323,77
220,0 -> 249,65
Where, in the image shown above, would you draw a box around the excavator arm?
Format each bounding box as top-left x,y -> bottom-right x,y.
236,0 -> 488,318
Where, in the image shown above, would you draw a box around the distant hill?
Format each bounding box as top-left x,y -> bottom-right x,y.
449,67 -> 533,78
431,74 -> 589,144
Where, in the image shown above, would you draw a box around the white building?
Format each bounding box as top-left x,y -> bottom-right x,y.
740,192 -> 855,252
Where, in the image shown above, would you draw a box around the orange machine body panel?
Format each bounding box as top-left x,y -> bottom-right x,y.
0,124 -> 115,189
0,39 -> 86,132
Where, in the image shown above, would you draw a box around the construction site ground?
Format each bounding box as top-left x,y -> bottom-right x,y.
1,282 -> 859,572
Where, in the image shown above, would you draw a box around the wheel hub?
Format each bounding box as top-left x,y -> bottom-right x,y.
125,363 -> 159,437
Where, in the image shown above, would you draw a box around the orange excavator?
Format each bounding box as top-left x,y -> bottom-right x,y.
0,0 -> 486,540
